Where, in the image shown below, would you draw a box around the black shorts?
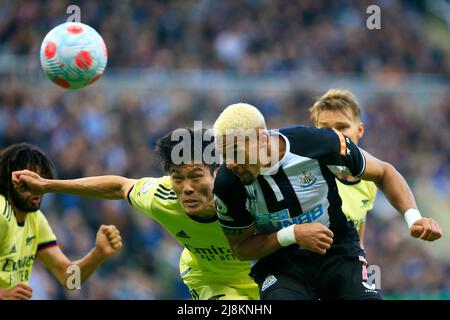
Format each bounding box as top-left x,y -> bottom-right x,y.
250,242 -> 383,300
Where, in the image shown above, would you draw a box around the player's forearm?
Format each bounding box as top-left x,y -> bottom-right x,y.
60,248 -> 107,289
375,163 -> 417,215
43,176 -> 128,200
230,233 -> 281,261
74,248 -> 107,285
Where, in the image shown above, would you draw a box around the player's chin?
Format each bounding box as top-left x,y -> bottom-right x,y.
183,203 -> 203,215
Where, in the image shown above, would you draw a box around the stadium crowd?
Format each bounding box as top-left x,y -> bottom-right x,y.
0,0 -> 449,299
0,0 -> 449,74
0,84 -> 449,299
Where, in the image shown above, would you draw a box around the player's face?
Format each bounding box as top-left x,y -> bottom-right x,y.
220,134 -> 261,185
316,109 -> 364,144
170,164 -> 215,216
10,182 -> 42,213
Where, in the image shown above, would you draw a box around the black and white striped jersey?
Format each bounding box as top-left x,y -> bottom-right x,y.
213,125 -> 367,245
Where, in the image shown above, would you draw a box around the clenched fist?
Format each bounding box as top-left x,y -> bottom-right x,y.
12,170 -> 46,195
410,218 -> 442,241
95,225 -> 123,258
294,222 -> 334,255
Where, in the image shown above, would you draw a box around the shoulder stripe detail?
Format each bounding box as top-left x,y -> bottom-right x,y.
155,188 -> 176,197
154,193 -> 178,201
158,184 -> 171,192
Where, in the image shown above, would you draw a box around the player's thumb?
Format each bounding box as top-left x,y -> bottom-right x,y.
11,171 -> 23,184
99,224 -> 113,233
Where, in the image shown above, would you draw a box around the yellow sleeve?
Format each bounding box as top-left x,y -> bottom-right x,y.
0,197 -> 10,245
0,213 -> 7,244
36,212 -> 57,251
367,182 -> 378,211
128,177 -> 162,219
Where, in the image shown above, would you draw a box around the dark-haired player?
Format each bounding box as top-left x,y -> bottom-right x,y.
14,130 -> 261,300
0,143 -> 122,300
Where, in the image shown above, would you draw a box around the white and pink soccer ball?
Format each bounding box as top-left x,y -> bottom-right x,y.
40,22 -> 108,90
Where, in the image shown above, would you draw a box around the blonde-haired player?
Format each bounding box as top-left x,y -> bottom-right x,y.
212,101 -> 441,300
309,89 -> 376,249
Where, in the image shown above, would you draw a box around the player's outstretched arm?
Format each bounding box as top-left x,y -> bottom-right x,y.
360,150 -> 442,241
37,225 -> 122,290
12,169 -> 136,200
222,222 -> 334,261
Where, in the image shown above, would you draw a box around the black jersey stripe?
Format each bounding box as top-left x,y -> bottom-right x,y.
272,168 -> 304,217
318,162 -> 359,244
256,175 -> 283,213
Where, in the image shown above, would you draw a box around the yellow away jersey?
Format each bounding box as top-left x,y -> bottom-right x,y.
336,178 -> 377,232
128,176 -> 255,286
0,195 -> 57,289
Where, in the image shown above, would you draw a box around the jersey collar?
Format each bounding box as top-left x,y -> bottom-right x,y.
260,130 -> 290,176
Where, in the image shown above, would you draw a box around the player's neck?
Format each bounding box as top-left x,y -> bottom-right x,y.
190,208 -> 217,223
262,135 -> 286,168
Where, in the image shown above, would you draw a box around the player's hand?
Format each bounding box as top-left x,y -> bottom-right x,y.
95,225 -> 123,258
12,169 -> 46,195
410,218 -> 442,241
294,222 -> 334,255
0,283 -> 33,300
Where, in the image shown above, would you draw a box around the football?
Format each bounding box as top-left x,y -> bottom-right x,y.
40,22 -> 108,90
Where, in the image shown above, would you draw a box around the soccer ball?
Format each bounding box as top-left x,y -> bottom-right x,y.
40,22 -> 108,90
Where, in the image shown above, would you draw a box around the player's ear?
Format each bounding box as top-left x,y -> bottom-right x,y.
358,122 -> 365,139
259,129 -> 269,147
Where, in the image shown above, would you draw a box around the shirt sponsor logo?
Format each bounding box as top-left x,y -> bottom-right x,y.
184,244 -> 237,262
256,205 -> 324,231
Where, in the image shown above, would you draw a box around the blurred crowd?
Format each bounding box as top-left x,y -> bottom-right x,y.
0,0 -> 449,75
1,83 -> 449,299
0,0 -> 449,299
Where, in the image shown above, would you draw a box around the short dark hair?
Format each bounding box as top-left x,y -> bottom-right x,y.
155,128 -> 218,174
0,143 -> 55,197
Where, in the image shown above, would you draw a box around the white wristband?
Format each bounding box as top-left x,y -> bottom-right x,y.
277,225 -> 296,247
404,209 -> 422,229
